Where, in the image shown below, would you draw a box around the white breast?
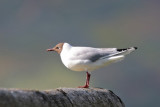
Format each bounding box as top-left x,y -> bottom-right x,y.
60,44 -> 90,71
60,43 -> 125,72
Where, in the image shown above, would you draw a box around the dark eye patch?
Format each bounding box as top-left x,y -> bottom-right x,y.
56,47 -> 60,49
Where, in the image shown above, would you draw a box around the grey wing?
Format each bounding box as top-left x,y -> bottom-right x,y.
71,47 -> 118,62
87,53 -> 110,62
71,46 -> 137,62
87,48 -> 120,62
96,47 -> 137,60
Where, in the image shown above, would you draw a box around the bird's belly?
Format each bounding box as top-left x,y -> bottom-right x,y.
69,65 -> 91,71
63,60 -> 98,72
69,64 -> 103,72
68,61 -> 111,72
62,55 -> 124,72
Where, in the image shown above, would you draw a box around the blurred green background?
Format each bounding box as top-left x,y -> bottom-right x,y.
0,0 -> 159,107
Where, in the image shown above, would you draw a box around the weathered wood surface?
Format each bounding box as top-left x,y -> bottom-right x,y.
0,88 -> 125,107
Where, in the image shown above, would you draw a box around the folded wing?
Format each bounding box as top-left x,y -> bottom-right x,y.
70,47 -> 137,62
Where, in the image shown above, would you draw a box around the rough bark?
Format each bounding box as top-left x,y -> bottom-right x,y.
0,88 -> 125,107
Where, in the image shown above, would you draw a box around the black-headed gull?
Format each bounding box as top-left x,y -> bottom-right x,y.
47,42 -> 137,88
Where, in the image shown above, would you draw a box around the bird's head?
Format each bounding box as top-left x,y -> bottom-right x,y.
47,43 -> 64,54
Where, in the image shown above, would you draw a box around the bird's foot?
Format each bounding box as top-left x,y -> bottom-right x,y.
78,84 -> 89,88
78,72 -> 90,88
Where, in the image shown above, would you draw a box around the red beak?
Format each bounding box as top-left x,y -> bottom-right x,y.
47,48 -> 55,51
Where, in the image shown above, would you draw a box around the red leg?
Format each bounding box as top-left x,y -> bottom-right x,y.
78,72 -> 91,88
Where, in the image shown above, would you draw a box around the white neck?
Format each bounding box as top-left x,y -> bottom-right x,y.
60,43 -> 72,55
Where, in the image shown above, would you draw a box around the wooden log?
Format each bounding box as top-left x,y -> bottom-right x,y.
0,88 -> 125,107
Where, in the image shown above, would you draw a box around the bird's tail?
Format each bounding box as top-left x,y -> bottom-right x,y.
110,47 -> 138,57
117,47 -> 137,53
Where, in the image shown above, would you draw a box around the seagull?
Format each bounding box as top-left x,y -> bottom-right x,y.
47,42 -> 137,88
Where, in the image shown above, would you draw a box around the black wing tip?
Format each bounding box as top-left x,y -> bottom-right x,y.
117,48 -> 127,52
117,47 -> 138,52
134,47 -> 138,50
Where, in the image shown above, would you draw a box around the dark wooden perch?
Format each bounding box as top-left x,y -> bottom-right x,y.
0,88 -> 125,107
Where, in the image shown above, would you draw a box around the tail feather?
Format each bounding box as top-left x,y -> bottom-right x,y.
109,47 -> 138,57
100,47 -> 137,60
117,47 -> 137,52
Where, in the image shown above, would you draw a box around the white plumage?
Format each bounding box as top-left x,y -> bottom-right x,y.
47,42 -> 137,88
60,43 -> 136,72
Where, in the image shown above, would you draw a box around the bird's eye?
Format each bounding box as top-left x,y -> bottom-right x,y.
56,47 -> 60,49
